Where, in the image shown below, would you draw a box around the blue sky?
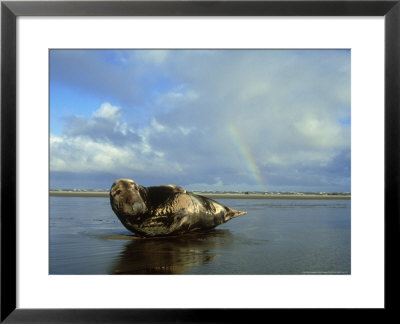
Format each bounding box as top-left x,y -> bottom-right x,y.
50,49 -> 350,192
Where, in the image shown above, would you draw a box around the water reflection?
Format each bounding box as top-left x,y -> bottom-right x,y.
109,229 -> 233,274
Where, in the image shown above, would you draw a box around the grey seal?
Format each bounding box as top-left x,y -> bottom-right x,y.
110,178 -> 247,237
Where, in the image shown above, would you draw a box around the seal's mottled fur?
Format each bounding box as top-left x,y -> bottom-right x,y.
110,179 -> 246,237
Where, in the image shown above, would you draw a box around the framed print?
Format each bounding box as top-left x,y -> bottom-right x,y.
1,0 -> 399,322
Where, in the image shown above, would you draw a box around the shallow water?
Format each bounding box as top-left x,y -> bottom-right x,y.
49,197 -> 350,274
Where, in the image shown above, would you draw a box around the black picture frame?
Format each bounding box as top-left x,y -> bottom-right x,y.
1,0 -> 399,322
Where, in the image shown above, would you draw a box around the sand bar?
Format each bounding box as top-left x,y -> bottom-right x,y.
49,191 -> 350,200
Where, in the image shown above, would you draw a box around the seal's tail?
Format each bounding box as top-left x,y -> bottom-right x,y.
224,208 -> 247,222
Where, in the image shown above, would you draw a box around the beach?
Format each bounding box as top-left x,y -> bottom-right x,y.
49,191 -> 350,200
50,196 -> 351,274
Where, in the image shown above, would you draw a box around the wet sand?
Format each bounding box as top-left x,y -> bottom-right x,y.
49,190 -> 350,200
50,196 -> 351,274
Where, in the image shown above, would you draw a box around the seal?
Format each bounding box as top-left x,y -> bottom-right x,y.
110,178 -> 247,237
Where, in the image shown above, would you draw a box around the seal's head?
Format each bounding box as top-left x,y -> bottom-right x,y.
110,178 -> 147,217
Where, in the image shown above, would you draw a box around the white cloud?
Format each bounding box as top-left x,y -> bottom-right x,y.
294,114 -> 347,149
50,103 -> 191,179
134,50 -> 169,65
50,134 -> 132,173
92,102 -> 120,121
50,132 -> 183,176
149,118 -> 165,133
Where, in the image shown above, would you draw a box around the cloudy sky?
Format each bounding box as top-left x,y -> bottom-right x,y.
50,49 -> 350,192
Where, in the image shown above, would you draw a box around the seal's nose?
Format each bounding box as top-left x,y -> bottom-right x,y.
131,201 -> 143,213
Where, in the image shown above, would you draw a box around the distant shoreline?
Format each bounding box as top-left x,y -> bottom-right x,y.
49,191 -> 350,200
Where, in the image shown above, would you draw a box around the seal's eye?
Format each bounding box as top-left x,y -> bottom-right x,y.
115,189 -> 121,195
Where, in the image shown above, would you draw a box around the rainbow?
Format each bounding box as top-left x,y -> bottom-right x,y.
227,124 -> 265,189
